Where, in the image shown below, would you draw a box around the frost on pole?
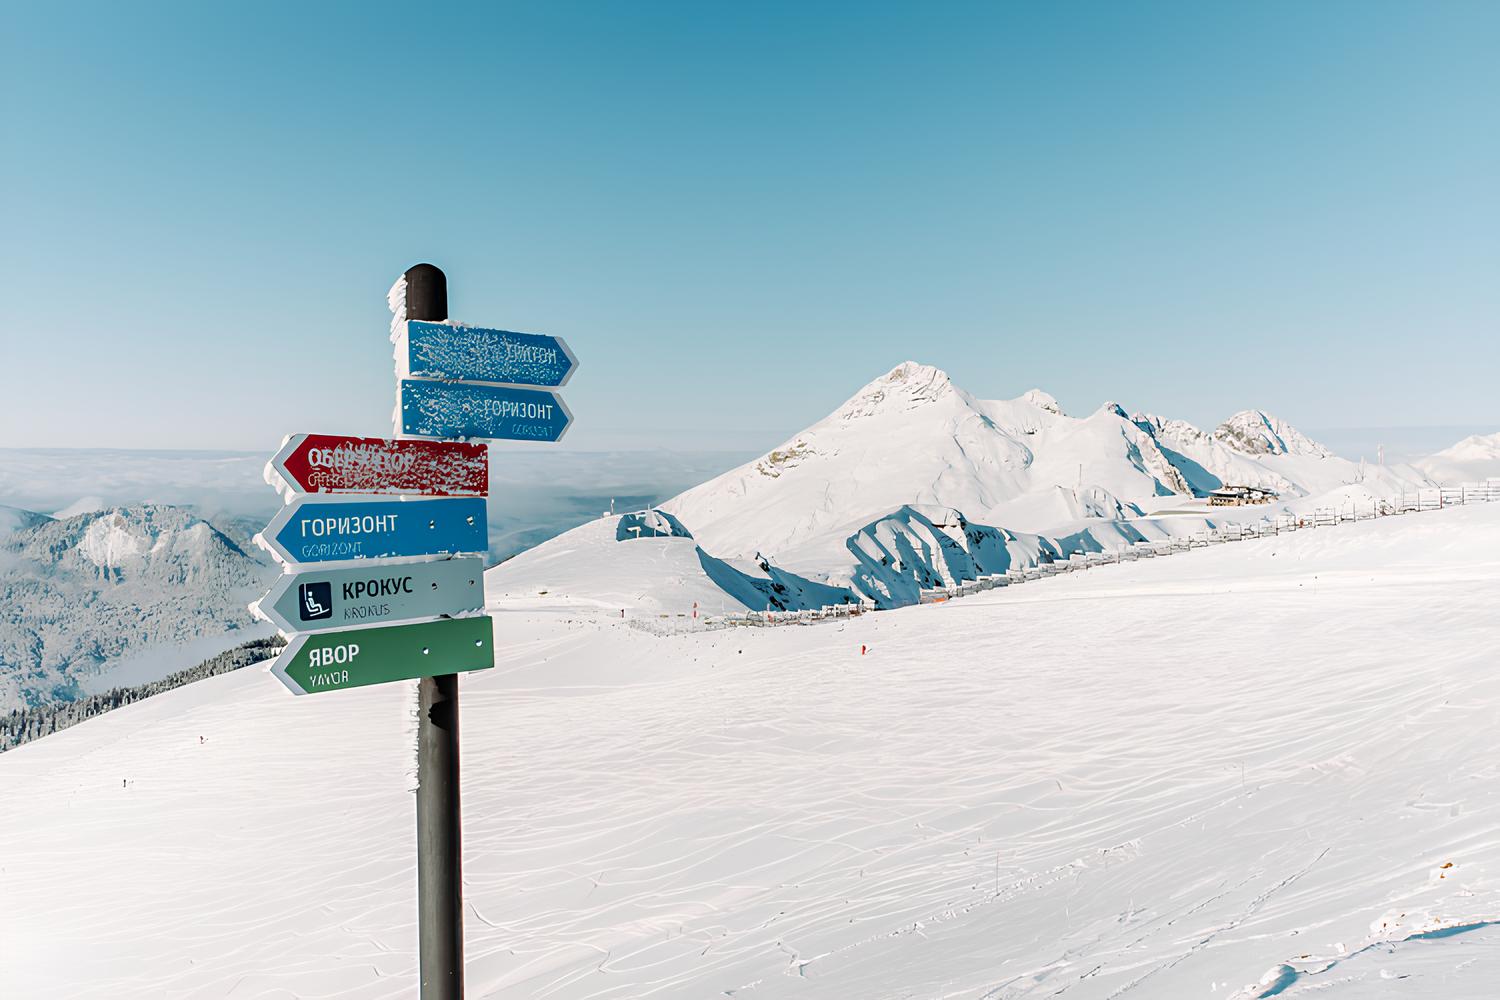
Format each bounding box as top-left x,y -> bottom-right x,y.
387,272 -> 408,344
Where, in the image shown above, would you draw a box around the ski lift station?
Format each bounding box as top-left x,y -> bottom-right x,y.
1208,485 -> 1279,506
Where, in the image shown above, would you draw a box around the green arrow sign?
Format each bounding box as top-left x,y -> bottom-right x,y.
270,615 -> 493,696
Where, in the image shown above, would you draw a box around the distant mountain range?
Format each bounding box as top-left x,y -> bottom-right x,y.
1415,431 -> 1500,483
664,362 -> 1428,565
494,362 -> 1473,613
0,505 -> 274,712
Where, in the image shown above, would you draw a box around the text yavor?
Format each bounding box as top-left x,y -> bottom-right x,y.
308,643 -> 359,667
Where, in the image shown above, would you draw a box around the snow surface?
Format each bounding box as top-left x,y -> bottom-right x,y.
4,503 -> 1500,997
489,513 -> 854,616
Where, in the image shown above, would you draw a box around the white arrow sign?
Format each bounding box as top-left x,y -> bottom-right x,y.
251,556 -> 485,635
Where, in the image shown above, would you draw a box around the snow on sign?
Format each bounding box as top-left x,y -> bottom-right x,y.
256,496 -> 487,566
398,320 -> 578,387
398,379 -> 573,442
270,615 -> 495,696
251,556 -> 485,636
267,433 -> 487,498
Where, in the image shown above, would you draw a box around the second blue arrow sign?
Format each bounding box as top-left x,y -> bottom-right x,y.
257,496 -> 488,566
398,380 -> 573,442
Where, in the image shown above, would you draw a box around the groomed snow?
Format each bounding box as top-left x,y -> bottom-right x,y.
3,504 -> 1499,997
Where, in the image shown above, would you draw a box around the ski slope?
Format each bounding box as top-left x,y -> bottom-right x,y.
3,504 -> 1500,998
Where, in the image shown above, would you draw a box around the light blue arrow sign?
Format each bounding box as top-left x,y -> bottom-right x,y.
256,496 -> 487,566
399,379 -> 573,442
400,320 -> 578,387
251,555 -> 485,635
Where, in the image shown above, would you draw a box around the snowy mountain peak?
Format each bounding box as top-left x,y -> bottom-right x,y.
835,362 -> 955,421
1131,412 -> 1210,445
3,505 -> 261,587
1413,430 -> 1500,481
655,363 -> 1430,575
77,514 -> 154,569
1214,410 -> 1330,458
1022,388 -> 1064,415
1433,431 -> 1500,462
0,504 -> 272,712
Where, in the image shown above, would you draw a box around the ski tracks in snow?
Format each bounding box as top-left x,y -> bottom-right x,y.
3,506 -> 1500,997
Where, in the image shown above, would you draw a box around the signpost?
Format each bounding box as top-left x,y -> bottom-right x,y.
256,495 -> 487,565
269,616 -> 494,696
398,320 -> 578,387
252,262 -> 576,999
267,434 -> 488,497
398,379 -> 573,442
251,556 -> 484,635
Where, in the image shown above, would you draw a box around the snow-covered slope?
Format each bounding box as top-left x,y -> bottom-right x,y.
492,499 -> 1216,613
1415,431 -> 1500,483
489,513 -> 856,616
5,504 -> 1500,998
0,505 -> 273,710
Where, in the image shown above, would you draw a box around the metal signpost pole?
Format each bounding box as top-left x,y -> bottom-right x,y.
256,261 -> 575,996
407,263 -> 465,1000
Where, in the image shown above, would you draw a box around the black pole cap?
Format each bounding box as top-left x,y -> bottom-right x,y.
405,263 -> 448,323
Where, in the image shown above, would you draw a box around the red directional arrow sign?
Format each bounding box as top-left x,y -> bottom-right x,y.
266,433 -> 488,497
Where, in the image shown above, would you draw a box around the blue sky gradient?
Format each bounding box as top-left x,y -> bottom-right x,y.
3,1 -> 1496,452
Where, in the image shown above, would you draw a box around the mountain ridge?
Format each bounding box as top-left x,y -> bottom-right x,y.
662,361 -> 1400,566
0,504 -> 274,711
492,361 -> 1437,614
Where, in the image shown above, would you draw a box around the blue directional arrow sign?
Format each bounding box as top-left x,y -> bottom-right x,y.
399,379 -> 573,442
256,496 -> 487,566
399,320 -> 578,387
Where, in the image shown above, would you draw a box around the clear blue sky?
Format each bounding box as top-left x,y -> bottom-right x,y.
2,1 -> 1496,453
